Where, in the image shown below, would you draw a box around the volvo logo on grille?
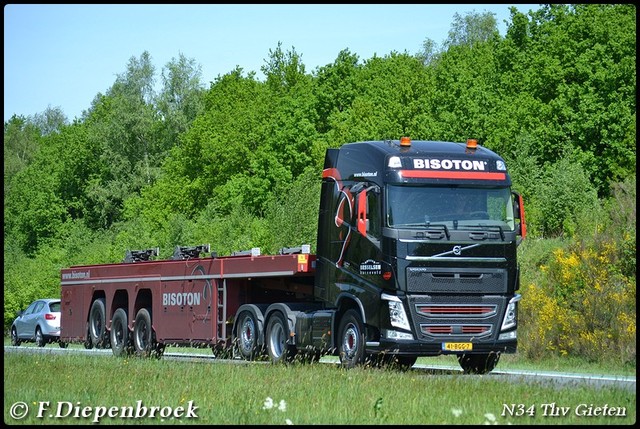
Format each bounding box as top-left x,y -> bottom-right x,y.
453,246 -> 462,255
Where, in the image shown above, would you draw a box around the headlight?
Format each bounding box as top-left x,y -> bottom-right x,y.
382,293 -> 411,331
501,294 -> 521,331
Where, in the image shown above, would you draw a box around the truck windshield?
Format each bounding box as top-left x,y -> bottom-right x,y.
386,185 -> 515,231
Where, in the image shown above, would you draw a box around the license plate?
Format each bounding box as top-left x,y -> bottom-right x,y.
443,342 -> 473,351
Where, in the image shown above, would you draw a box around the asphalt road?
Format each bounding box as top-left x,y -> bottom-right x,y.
5,345 -> 636,392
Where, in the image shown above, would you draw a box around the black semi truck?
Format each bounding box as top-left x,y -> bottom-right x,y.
61,137 -> 526,374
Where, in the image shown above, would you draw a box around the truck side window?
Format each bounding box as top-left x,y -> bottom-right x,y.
367,187 -> 381,240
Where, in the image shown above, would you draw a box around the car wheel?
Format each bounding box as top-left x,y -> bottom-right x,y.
11,326 -> 21,346
35,327 -> 45,347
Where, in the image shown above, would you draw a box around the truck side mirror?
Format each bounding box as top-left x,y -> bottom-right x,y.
512,191 -> 527,243
357,190 -> 367,236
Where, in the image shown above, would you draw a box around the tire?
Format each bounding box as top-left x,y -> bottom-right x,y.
154,343 -> 166,358
337,309 -> 366,368
458,353 -> 500,374
235,310 -> 261,360
395,355 -> 418,369
11,326 -> 21,346
89,298 -> 108,348
372,353 -> 417,371
35,327 -> 45,347
59,341 -> 68,348
133,308 -> 155,357
110,308 -> 131,357
266,312 -> 295,364
83,325 -> 93,349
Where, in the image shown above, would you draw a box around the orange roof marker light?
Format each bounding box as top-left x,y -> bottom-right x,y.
466,138 -> 478,149
400,136 -> 411,147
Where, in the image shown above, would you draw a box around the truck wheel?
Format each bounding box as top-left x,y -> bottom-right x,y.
133,308 -> 156,357
89,298 -> 108,348
373,354 -> 417,371
110,308 -> 131,357
235,311 -> 260,360
11,326 -> 21,346
458,353 -> 500,374
266,311 -> 294,364
338,309 -> 366,368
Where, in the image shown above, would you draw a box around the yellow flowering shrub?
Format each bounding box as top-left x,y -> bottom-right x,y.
519,238 -> 636,365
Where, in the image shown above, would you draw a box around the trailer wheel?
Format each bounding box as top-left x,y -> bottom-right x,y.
457,352 -> 500,374
266,311 -> 295,364
133,308 -> 156,357
83,324 -> 93,349
154,343 -> 166,358
235,311 -> 260,360
110,308 -> 131,357
89,298 -> 109,348
337,309 -> 366,368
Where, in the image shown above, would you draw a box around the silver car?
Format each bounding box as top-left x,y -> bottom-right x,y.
11,298 -> 67,348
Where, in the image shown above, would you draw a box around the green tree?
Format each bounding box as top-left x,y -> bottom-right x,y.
155,53 -> 206,149
31,105 -> 67,136
531,154 -> 600,238
444,10 -> 500,49
499,4 -> 636,196
82,51 -> 162,228
3,115 -> 42,196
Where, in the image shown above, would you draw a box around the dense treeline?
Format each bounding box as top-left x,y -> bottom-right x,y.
3,5 -> 635,366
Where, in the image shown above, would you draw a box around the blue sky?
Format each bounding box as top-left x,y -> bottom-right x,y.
4,4 -> 540,123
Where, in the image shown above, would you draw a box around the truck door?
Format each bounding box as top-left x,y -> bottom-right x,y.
343,182 -> 385,283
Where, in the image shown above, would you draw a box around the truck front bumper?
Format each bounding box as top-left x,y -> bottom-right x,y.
366,338 -> 517,356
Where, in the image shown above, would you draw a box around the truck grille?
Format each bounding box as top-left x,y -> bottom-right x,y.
408,295 -> 505,342
420,324 -> 492,337
406,267 -> 507,293
416,304 -> 497,318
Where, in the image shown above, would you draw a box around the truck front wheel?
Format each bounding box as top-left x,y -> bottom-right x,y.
338,309 -> 366,368
110,308 -> 131,357
458,352 -> 500,374
266,311 -> 295,364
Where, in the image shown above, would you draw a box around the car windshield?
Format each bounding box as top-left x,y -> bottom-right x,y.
48,302 -> 61,312
386,185 -> 515,230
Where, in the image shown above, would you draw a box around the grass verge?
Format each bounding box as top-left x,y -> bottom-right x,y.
4,351 -> 635,425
